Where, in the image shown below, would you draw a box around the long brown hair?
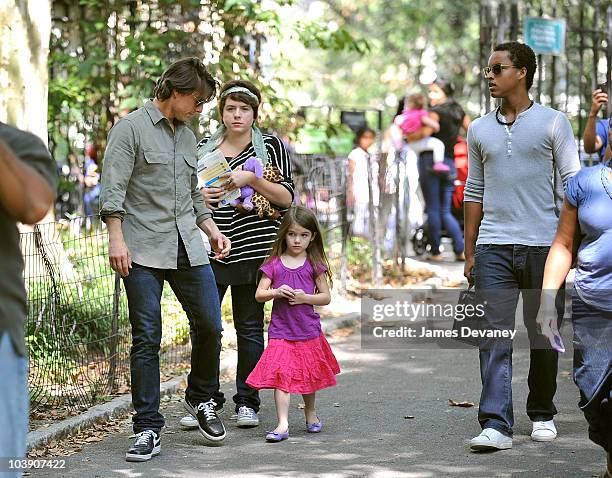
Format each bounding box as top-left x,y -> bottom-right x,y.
263,206 -> 333,288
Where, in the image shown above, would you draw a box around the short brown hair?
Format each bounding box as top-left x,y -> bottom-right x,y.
218,80 -> 261,120
153,57 -> 217,102
408,93 -> 427,110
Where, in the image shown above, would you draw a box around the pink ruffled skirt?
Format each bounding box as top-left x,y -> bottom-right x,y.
246,333 -> 340,394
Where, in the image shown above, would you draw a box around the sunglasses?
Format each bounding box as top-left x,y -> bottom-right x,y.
482,63 -> 518,78
191,92 -> 207,107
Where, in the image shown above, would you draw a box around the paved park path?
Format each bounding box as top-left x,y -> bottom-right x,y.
31,329 -> 604,478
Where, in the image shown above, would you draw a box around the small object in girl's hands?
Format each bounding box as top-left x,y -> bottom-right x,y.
549,331 -> 566,353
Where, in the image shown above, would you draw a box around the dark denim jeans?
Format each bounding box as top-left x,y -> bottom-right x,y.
123,240 -> 222,434
213,283 -> 264,413
572,294 -> 612,452
0,332 -> 27,478
417,152 -> 464,255
473,244 -> 563,437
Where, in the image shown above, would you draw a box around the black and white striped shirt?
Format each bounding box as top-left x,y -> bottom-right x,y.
196,134 -> 294,268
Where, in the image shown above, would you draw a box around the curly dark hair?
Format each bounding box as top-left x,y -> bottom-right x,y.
493,41 -> 537,91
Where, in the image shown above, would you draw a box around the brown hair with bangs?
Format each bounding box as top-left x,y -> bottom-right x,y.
262,206 -> 333,288
218,79 -> 261,120
153,57 -> 217,102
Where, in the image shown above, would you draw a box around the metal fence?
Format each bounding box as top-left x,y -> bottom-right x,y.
22,221 -> 128,412
22,221 -> 197,413
292,154 -> 351,288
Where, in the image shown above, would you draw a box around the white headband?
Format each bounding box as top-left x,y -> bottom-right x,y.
221,86 -> 259,103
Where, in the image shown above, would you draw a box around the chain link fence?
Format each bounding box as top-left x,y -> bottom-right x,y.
22,221 -> 194,413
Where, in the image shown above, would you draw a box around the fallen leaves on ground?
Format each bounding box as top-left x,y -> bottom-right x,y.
448,399 -> 475,408
328,326 -> 355,339
442,279 -> 464,288
345,261 -> 436,293
27,417 -> 131,459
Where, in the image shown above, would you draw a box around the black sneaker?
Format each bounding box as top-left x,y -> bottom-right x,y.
180,401 -> 223,430
184,398 -> 226,441
125,430 -> 160,462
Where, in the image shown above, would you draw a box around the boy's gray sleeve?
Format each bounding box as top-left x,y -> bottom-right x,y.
552,112 -> 580,186
464,123 -> 484,203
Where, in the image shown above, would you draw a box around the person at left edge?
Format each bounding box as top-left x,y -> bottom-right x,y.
99,57 -> 231,462
0,123 -> 56,478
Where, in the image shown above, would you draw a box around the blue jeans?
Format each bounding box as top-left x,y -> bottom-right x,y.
122,240 -> 222,434
83,187 -> 100,217
473,244 -> 563,436
213,283 -> 264,413
572,294 -> 612,452
0,332 -> 28,478
417,152 -> 464,255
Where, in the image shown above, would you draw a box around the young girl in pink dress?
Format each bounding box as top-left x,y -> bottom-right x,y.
247,205 -> 340,442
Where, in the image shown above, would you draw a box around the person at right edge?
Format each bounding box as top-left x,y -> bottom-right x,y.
463,41 -> 580,451
536,127 -> 612,478
583,85 -> 610,163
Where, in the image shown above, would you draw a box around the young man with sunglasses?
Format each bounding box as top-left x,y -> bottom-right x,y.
463,42 -> 580,451
100,57 -> 231,462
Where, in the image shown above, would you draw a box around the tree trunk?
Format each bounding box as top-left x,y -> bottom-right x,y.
0,0 -> 51,143
0,2 -> 73,284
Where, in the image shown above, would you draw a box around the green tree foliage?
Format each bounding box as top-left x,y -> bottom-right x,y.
48,0 -> 365,162
281,0 -> 480,125
292,0 -> 607,132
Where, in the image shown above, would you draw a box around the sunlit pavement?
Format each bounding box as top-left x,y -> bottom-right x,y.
33,331 -> 604,478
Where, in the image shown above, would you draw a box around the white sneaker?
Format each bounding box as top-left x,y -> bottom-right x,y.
470,428 -> 512,451
236,406 -> 259,428
179,415 -> 198,429
531,420 -> 557,442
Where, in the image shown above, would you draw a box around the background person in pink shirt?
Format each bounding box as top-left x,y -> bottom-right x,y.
394,93 -> 447,171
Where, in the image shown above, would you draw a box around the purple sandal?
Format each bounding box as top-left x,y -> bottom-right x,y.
306,419 -> 323,433
265,430 -> 289,442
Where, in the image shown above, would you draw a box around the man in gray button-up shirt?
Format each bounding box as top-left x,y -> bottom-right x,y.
100,58 -> 231,461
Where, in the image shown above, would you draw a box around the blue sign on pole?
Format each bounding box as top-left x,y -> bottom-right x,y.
524,17 -> 566,56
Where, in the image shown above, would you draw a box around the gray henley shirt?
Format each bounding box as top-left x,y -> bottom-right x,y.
464,102 -> 581,246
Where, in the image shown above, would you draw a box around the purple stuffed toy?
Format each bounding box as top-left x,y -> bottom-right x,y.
230,156 -> 263,212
